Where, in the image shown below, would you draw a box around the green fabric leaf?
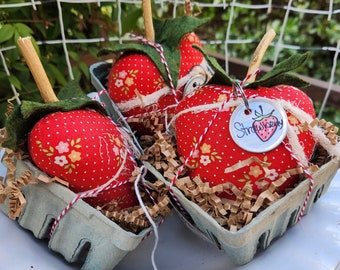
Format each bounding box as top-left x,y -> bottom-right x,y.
247,72 -> 310,89
57,79 -> 89,100
193,45 -> 234,86
153,16 -> 210,50
247,52 -> 310,88
2,80 -> 106,151
99,16 -> 209,88
194,49 -> 310,90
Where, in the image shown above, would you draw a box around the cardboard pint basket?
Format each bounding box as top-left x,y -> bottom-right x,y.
90,61 -> 340,265
144,158 -> 339,265
0,155 -> 151,270
0,38 -> 170,270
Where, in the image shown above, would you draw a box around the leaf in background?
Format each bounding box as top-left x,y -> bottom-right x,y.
120,7 -> 143,34
79,61 -> 90,80
13,23 -> 33,37
12,61 -> 29,72
0,24 -> 14,43
46,63 -> 68,86
88,46 -> 99,59
334,110 -> 340,124
7,75 -> 22,90
68,50 -> 81,62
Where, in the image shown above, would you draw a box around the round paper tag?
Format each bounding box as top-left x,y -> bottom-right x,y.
229,97 -> 288,153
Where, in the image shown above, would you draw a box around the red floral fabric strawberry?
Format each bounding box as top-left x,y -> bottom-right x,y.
174,84 -> 316,198
107,32 -> 205,118
178,32 -> 205,78
28,109 -> 138,208
100,16 -> 210,135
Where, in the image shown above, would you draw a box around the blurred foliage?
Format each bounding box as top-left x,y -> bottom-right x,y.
314,101 -> 340,129
194,0 -> 340,82
0,0 -> 339,127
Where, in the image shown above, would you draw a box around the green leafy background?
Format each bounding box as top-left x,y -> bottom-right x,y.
1,0 -> 339,128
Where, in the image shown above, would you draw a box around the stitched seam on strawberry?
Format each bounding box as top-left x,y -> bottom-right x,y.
116,84 -> 174,112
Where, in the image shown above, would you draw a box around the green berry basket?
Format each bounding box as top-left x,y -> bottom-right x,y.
90,60 -> 340,265
0,154 -> 151,270
143,157 -> 339,265
0,37 -> 167,270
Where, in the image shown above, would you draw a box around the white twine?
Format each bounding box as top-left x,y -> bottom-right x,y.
134,166 -> 159,270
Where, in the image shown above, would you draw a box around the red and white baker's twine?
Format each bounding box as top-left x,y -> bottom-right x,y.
49,178 -> 131,238
282,140 -> 315,221
241,69 -> 261,87
49,150 -> 129,238
129,33 -> 179,105
90,89 -> 107,107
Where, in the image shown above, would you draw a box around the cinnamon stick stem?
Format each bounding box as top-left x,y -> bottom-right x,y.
143,0 -> 155,42
246,29 -> 276,83
184,0 -> 192,16
17,37 -> 59,103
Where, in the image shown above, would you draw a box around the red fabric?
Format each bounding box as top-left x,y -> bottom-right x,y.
28,109 -> 138,209
175,85 -> 316,197
107,32 -> 204,135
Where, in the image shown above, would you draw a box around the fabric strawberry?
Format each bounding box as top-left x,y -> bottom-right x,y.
173,52 -> 317,198
27,109 -> 139,208
100,15 -> 209,135
2,38 -> 140,210
107,32 -> 204,114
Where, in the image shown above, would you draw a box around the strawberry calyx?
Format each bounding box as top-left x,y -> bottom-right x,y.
195,45 -> 310,89
99,16 -> 209,88
3,80 -> 106,151
252,105 -> 275,121
246,53 -> 310,89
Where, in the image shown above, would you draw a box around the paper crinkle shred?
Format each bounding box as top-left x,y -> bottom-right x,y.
140,117 -> 340,231
0,139 -> 38,219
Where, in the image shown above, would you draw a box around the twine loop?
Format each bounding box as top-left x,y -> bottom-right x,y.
88,89 -> 107,107
49,149 -> 130,238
